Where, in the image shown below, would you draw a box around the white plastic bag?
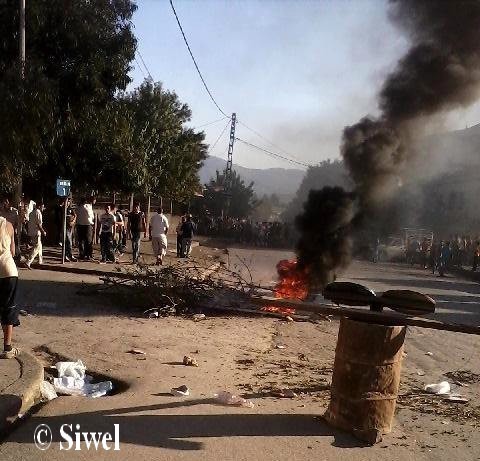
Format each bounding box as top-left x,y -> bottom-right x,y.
53,376 -> 113,398
55,360 -> 86,380
40,381 -> 58,401
424,381 -> 451,395
214,391 -> 254,408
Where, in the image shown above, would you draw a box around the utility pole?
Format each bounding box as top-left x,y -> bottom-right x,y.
224,113 -> 236,216
15,0 -> 26,212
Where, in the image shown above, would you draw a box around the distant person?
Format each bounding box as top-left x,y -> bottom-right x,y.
98,204 -> 116,264
176,216 -> 186,258
181,214 -> 196,258
439,241 -> 451,277
65,198 -> 77,262
76,197 -> 95,260
127,203 -> 146,264
149,208 -> 169,265
0,216 -> 20,359
25,202 -> 46,269
112,205 -> 125,257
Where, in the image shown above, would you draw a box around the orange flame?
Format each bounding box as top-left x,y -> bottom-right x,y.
260,259 -> 308,315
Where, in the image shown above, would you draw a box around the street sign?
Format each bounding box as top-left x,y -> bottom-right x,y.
56,179 -> 71,197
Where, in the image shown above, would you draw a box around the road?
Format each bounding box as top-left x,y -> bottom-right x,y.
227,247 -> 480,326
0,247 -> 478,460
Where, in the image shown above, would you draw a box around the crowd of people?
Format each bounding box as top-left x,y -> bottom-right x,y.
197,216 -> 293,248
0,195 -> 197,268
404,235 -> 480,276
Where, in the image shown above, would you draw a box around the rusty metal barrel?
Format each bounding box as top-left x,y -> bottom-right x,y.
324,317 -> 406,444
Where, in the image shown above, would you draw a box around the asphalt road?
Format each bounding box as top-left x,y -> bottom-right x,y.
227,247 -> 480,326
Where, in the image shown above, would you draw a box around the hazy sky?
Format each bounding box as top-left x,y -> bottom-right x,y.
129,0 -> 480,170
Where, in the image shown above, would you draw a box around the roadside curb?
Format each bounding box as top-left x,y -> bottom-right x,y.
0,351 -> 44,434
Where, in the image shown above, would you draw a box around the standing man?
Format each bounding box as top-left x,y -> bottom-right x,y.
0,197 -> 20,262
25,202 -> 46,269
176,215 -> 185,258
127,203 -> 146,264
76,197 -> 95,260
149,208 -> 169,266
180,214 -> 196,258
0,216 -> 20,358
98,204 -> 116,264
65,198 -> 77,262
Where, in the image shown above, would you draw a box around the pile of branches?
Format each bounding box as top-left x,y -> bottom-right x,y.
94,259 -> 266,317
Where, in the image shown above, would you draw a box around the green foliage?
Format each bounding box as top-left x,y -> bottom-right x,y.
204,170 -> 258,218
282,159 -> 350,222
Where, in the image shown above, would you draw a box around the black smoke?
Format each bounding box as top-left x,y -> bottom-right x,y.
295,0 -> 480,289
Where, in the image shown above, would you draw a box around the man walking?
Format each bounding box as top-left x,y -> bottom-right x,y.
180,214 -> 196,258
0,216 -> 20,358
76,197 -> 95,260
26,202 -> 46,269
98,204 -> 116,264
65,198 -> 77,262
176,215 -> 185,258
127,203 -> 146,264
149,208 -> 169,265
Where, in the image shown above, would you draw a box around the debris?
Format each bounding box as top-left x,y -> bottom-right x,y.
417,370 -> 425,376
170,385 -> 190,397
214,390 -> 254,408
128,348 -> 146,355
55,360 -> 86,380
192,313 -> 206,322
261,306 -> 296,315
236,359 -> 255,365
285,316 -> 294,322
425,352 -> 433,356
271,388 -> 298,398
275,345 -> 286,349
298,353 -> 309,361
53,376 -> 113,398
183,356 -> 199,367
40,381 -> 58,401
446,395 -> 468,404
19,309 -> 29,316
424,381 -> 450,395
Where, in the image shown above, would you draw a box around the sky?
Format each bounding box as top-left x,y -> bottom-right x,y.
129,0 -> 480,170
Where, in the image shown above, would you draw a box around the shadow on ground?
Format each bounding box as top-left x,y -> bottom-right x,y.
5,399 -> 367,450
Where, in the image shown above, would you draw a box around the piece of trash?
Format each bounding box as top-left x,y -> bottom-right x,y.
424,381 -> 450,395
275,345 -> 286,349
417,370 -> 425,376
85,319 -> 93,323
170,385 -> 190,397
192,314 -> 206,322
425,352 -> 433,356
128,349 -> 146,355
55,360 -> 86,380
137,357 -> 147,361
19,309 -> 29,316
214,390 -> 254,408
271,389 -> 297,398
298,353 -> 308,361
36,302 -> 57,309
40,381 -> 58,401
285,316 -> 294,322
183,356 -> 199,367
446,395 -> 468,403
53,376 -> 113,398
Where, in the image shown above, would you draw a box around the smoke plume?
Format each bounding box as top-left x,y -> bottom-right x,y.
295,0 -> 480,289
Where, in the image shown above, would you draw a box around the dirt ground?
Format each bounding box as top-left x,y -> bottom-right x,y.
0,248 -> 479,460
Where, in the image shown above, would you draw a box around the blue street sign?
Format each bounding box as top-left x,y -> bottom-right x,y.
56,178 -> 71,197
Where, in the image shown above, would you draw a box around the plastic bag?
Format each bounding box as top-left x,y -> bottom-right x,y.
214,391 -> 254,408
424,381 -> 450,395
53,376 -> 113,398
40,381 -> 58,401
55,360 -> 86,380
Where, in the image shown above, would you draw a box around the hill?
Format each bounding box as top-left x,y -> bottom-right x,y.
199,155 -> 305,203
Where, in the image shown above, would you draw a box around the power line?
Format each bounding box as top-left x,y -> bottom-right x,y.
235,137 -> 311,168
169,0 -> 228,117
134,56 -> 147,79
194,116 -> 230,130
136,50 -> 153,81
237,119 -> 305,163
210,119 -> 231,152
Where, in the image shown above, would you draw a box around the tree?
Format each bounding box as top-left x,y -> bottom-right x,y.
204,170 -> 257,218
0,0 -> 137,194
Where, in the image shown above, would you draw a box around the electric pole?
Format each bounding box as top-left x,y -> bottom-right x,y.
224,113 -> 236,216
